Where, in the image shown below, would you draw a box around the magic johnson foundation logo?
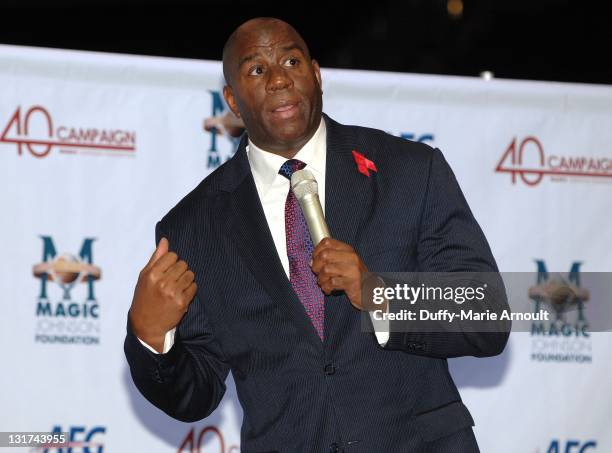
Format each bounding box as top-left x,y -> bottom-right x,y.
529,260 -> 592,363
201,90 -> 437,170
495,136 -> 612,186
1,105 -> 136,158
32,236 -> 102,345
203,91 -> 243,169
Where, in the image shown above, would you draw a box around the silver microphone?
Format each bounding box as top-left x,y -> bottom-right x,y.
291,169 -> 330,245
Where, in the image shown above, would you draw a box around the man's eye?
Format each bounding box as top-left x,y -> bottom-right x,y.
284,58 -> 299,67
248,66 -> 264,76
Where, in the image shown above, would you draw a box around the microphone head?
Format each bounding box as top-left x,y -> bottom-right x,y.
291,168 -> 319,199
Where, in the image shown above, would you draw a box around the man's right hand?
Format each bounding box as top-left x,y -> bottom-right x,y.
129,237 -> 198,353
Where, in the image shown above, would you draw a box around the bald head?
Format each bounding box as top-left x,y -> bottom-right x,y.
222,17 -> 311,85
220,17 -> 323,158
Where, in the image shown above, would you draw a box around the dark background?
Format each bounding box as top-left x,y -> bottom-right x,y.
1,0 -> 609,85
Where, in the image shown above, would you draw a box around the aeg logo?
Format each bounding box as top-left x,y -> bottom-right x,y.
495,136 -> 612,186
0,105 -> 136,158
40,425 -> 105,453
544,439 -> 597,453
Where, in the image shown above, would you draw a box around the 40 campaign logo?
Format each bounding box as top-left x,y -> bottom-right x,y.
32,236 -> 102,345
33,425 -> 106,453
528,260 -> 592,364
495,136 -> 612,186
0,105 -> 136,158
178,425 -> 239,453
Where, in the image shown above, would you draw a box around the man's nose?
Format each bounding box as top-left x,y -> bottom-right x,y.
266,65 -> 293,92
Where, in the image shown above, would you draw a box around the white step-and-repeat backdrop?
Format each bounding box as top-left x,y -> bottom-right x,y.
0,45 -> 610,453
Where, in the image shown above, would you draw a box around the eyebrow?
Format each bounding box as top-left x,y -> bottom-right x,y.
237,43 -> 306,70
238,51 -> 260,69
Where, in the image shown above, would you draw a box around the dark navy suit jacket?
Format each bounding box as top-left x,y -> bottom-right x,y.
125,114 -> 509,452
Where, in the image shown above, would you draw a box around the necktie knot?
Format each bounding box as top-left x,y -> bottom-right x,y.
279,159 -> 306,180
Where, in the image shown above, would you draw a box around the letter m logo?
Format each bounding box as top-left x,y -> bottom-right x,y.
37,236 -> 97,301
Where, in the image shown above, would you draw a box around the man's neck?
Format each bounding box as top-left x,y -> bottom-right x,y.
249,118 -> 323,159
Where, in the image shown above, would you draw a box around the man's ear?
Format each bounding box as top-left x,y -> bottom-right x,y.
312,59 -> 323,93
223,85 -> 241,118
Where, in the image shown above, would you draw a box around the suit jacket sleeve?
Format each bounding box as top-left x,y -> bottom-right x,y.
382,147 -> 510,358
124,221 -> 230,422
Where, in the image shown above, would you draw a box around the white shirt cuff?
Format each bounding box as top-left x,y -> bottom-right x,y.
369,310 -> 389,346
137,328 -> 176,354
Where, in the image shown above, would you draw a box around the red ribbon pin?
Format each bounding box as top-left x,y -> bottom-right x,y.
352,150 -> 377,177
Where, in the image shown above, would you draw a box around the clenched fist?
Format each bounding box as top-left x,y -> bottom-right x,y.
129,237 -> 197,352
311,238 -> 369,310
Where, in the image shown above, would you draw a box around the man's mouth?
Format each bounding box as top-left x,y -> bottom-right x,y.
271,102 -> 300,119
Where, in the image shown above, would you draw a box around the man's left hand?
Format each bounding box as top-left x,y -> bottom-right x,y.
311,238 -> 368,310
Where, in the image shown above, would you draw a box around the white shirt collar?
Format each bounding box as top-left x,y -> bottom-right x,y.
246,118 -> 326,197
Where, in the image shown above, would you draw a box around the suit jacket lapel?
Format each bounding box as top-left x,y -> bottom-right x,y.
323,114 -> 379,345
218,136 -> 325,349
324,114 -> 377,256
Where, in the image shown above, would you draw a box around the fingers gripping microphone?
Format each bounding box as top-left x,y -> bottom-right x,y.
291,169 -> 330,245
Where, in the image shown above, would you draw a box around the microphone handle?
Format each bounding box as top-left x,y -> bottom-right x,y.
298,193 -> 330,246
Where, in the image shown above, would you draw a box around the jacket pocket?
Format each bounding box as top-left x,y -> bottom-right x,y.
413,400 -> 475,442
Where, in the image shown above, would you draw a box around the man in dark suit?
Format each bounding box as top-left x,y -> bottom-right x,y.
125,17 -> 509,452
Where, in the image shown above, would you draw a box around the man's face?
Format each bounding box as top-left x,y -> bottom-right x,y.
223,23 -> 323,156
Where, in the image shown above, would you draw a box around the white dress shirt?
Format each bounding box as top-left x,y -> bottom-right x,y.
140,118 -> 388,353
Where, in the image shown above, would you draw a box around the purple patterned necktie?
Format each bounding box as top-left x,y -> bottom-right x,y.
279,159 -> 325,340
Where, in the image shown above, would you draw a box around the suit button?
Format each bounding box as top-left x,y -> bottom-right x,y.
329,442 -> 342,452
153,369 -> 163,383
324,363 -> 336,375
